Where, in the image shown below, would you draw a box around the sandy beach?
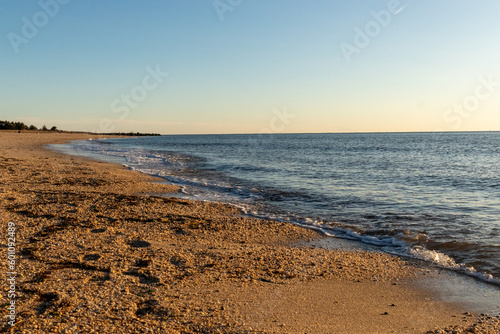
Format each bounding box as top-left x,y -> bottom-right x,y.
1,131 -> 499,333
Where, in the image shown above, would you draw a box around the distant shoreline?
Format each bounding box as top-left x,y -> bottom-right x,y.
0,129 -> 161,137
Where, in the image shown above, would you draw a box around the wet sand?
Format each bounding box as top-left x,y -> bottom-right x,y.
1,131 -> 499,333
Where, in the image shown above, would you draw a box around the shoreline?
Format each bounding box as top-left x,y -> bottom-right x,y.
1,131 -> 499,333
55,132 -> 500,288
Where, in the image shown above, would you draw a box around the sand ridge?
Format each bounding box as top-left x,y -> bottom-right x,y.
1,131 -> 499,333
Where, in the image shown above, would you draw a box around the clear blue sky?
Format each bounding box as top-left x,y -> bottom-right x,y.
1,0 -> 500,134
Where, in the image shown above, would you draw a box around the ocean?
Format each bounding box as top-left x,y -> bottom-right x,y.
51,132 -> 500,284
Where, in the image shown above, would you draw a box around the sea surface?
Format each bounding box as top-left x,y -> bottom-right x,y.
51,132 -> 500,284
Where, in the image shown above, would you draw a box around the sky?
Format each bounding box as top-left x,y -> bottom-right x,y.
1,0 -> 500,134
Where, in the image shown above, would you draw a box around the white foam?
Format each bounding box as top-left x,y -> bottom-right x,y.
409,246 -> 457,267
408,246 -> 500,285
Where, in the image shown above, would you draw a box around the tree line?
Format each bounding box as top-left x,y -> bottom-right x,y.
0,120 -> 57,131
0,120 -> 161,136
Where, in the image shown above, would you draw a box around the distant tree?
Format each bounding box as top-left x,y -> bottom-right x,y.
0,121 -> 28,130
14,122 -> 27,130
50,126 -> 58,131
42,125 -> 48,131
28,125 -> 38,130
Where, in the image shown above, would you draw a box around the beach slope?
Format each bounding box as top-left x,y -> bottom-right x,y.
1,132 -> 498,333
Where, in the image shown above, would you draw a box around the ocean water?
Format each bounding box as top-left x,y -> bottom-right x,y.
51,132 -> 500,284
